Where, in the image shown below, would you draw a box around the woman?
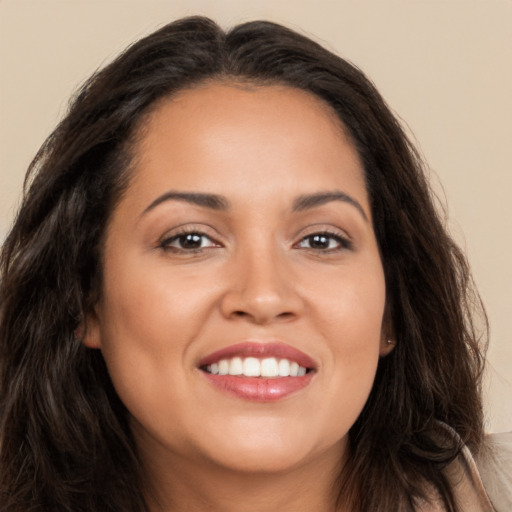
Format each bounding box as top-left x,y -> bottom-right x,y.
0,16 -> 510,512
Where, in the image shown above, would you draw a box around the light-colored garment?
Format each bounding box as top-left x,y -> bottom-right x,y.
423,431 -> 512,511
473,431 -> 512,511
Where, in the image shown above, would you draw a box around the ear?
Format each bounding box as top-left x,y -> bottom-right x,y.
379,302 -> 395,357
379,335 -> 395,357
79,306 -> 102,349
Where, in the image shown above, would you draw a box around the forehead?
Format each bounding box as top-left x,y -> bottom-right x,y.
125,82 -> 369,214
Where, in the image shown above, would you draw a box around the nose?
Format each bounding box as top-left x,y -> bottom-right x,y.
220,246 -> 304,325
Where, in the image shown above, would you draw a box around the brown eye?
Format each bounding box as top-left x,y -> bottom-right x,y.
160,232 -> 219,252
297,232 -> 352,251
176,233 -> 204,249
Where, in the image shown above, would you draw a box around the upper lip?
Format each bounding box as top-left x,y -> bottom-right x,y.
198,341 -> 317,370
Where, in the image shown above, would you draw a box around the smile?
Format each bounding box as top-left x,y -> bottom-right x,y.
204,357 -> 308,378
198,342 -> 316,401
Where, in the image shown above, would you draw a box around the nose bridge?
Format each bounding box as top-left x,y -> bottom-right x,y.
242,243 -> 284,296
221,235 -> 301,323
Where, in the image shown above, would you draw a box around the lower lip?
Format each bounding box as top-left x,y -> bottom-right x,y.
201,372 -> 314,402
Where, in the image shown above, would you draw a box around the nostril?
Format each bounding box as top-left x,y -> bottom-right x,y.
232,310 -> 294,321
220,286 -> 303,324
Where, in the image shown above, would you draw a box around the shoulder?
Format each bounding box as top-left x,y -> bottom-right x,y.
419,429 -> 512,512
473,431 -> 512,512
447,431 -> 512,512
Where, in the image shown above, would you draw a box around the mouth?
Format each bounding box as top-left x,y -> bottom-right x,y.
198,342 -> 316,402
202,357 -> 310,378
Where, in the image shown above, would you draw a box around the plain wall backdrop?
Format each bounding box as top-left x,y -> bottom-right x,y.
1,0 -> 511,432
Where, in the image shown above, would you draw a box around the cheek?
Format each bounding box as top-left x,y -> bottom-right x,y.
100,253 -> 216,352
95,258 -> 217,423
310,257 -> 386,345
334,276 -> 385,379
308,262 -> 385,423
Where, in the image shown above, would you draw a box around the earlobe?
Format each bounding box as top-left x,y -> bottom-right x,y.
379,337 -> 395,357
380,302 -> 395,357
80,308 -> 102,349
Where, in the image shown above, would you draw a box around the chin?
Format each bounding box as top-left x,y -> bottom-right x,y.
194,419 -> 345,475
205,444 -> 315,474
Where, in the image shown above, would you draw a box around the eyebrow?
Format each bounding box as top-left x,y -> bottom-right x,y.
141,189 -> 368,221
142,191 -> 230,216
292,191 -> 368,221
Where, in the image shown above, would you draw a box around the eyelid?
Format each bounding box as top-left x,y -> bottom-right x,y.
162,233 -> 217,250
293,225 -> 354,252
156,224 -> 223,252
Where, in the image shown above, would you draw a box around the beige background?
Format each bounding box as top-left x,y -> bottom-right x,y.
1,0 -> 511,432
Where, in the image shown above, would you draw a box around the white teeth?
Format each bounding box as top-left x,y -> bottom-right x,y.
243,357 -> 261,377
289,361 -> 299,377
261,358 -> 279,377
278,359 -> 290,377
205,357 -> 308,378
229,357 -> 243,375
218,359 -> 229,375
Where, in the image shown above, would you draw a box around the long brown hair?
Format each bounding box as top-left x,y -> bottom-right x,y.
0,17 -> 487,511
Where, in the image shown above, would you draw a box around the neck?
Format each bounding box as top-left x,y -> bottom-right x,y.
141,439 -> 348,512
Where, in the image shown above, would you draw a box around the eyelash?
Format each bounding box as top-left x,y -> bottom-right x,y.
158,229 -> 220,253
295,231 -> 353,252
158,229 -> 353,254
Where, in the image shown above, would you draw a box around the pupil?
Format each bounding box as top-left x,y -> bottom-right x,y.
310,235 -> 328,248
181,234 -> 202,248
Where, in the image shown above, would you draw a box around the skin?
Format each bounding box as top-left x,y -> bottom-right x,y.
84,83 -> 393,512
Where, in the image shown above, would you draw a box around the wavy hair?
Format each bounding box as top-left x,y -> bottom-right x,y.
0,16 -> 487,511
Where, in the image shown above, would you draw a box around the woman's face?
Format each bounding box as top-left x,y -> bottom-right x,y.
85,83 -> 390,476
